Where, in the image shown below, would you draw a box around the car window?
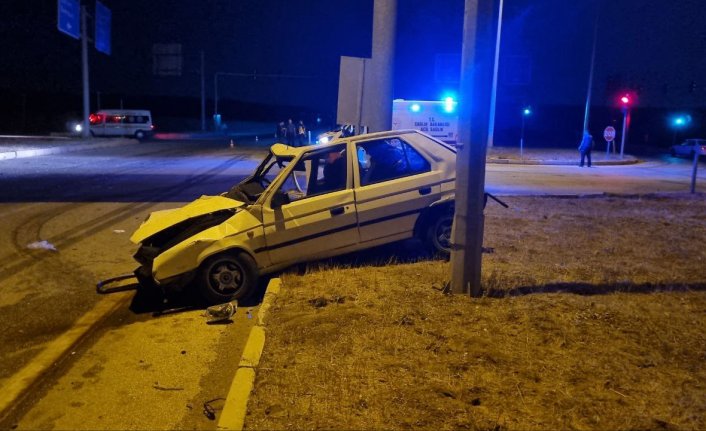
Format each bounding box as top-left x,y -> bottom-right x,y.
356,137 -> 431,186
276,144 -> 348,203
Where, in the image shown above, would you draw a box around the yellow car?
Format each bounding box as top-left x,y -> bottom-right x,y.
131,129 -> 457,304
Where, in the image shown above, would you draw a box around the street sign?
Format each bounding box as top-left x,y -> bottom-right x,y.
604,126 -> 616,142
95,1 -> 111,55
57,0 -> 80,39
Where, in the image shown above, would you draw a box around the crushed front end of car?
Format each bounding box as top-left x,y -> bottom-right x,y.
130,195 -> 246,293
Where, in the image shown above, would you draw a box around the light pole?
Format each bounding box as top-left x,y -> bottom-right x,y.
520,106 -> 531,160
618,94 -> 632,159
671,114 -> 690,146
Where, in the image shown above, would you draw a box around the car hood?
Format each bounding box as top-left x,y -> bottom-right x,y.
130,195 -> 246,244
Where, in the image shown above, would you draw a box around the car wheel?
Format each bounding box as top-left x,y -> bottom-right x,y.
197,251 -> 258,305
425,211 -> 453,257
135,130 -> 145,140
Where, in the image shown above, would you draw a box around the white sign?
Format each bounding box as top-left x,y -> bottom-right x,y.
604,126 -> 616,142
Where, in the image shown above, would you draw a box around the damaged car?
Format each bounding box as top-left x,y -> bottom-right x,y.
131,129 -> 457,304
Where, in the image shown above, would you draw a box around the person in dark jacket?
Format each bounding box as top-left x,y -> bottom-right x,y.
286,119 -> 297,146
578,131 -> 594,167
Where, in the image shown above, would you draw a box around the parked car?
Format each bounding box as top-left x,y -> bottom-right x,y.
130,129 -> 457,304
670,139 -> 706,158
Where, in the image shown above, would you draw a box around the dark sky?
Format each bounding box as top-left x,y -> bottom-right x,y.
1,0 -> 704,115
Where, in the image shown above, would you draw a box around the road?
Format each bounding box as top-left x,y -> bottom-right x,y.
0,140 -> 266,429
0,141 -> 702,428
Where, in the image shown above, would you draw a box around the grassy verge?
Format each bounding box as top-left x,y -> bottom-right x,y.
246,195 -> 706,430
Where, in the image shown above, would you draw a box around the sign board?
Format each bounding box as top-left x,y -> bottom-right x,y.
392,100 -> 459,145
337,56 -> 366,126
57,0 -> 80,39
604,126 -> 616,142
95,1 -> 111,55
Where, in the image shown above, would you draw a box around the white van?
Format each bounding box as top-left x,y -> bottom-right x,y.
89,109 -> 154,139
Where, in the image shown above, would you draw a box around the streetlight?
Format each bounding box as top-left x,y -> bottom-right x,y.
671,114 -> 691,146
618,93 -> 633,159
520,106 -> 531,160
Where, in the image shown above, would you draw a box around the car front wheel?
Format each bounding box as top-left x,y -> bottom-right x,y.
197,251 -> 258,305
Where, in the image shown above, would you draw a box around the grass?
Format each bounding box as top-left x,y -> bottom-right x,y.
245,194 -> 706,430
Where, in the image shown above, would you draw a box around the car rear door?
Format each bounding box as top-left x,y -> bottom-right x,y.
352,136 -> 442,244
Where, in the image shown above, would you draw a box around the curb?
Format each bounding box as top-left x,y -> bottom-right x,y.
486,158 -> 639,166
0,139 -> 138,161
217,278 -> 281,431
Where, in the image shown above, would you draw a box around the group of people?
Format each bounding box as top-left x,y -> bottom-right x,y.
276,119 -> 307,147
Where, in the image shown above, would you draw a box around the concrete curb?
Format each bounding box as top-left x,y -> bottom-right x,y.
0,139 -> 138,161
487,158 -> 639,166
217,278 -> 281,431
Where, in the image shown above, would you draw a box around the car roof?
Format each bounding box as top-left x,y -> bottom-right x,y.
96,109 -> 151,115
270,129 -> 454,156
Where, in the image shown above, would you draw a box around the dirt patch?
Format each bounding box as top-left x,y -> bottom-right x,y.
246,195 -> 706,430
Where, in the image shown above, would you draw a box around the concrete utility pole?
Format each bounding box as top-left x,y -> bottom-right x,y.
449,0 -> 500,296
486,0 -> 503,148
80,5 -> 90,139
360,0 -> 397,132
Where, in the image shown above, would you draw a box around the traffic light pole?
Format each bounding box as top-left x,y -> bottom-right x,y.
620,109 -> 628,159
449,0 -> 499,297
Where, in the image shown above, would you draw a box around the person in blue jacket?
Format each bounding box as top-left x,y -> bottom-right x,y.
578,131 -> 594,167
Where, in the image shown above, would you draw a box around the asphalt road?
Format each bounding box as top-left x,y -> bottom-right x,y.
0,140 -> 267,429
0,140 -> 703,428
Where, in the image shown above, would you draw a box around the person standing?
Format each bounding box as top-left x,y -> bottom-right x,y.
275,121 -> 286,142
286,119 -> 297,146
297,120 -> 307,146
578,131 -> 594,167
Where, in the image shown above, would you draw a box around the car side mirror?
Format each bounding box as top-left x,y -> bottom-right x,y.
271,191 -> 291,209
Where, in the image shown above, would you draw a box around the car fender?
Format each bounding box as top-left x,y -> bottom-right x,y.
152,211 -> 265,283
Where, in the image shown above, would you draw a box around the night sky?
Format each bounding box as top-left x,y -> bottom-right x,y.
0,1 -> 704,134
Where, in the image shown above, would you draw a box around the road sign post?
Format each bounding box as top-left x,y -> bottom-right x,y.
604,126 -> 616,155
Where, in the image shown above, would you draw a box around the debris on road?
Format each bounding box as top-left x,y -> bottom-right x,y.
205,300 -> 237,323
113,229 -> 126,233
26,240 -> 57,251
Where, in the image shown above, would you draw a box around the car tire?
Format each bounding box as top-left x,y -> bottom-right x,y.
135,130 -> 146,140
425,210 -> 453,257
197,251 -> 258,305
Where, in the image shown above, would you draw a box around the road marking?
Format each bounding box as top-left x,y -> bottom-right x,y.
0,293 -> 130,420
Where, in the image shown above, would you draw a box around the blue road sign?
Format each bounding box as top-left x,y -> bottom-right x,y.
57,0 -> 80,39
95,1 -> 111,55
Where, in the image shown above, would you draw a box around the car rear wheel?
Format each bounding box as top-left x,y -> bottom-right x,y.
197,251 -> 258,305
425,211 -> 453,257
135,130 -> 146,140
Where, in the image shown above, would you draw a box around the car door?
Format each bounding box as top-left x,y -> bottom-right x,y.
353,136 -> 442,244
261,143 -> 359,266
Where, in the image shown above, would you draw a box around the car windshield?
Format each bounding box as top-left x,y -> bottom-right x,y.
224,152 -> 292,204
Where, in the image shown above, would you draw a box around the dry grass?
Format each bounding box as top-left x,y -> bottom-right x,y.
246,195 -> 706,430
